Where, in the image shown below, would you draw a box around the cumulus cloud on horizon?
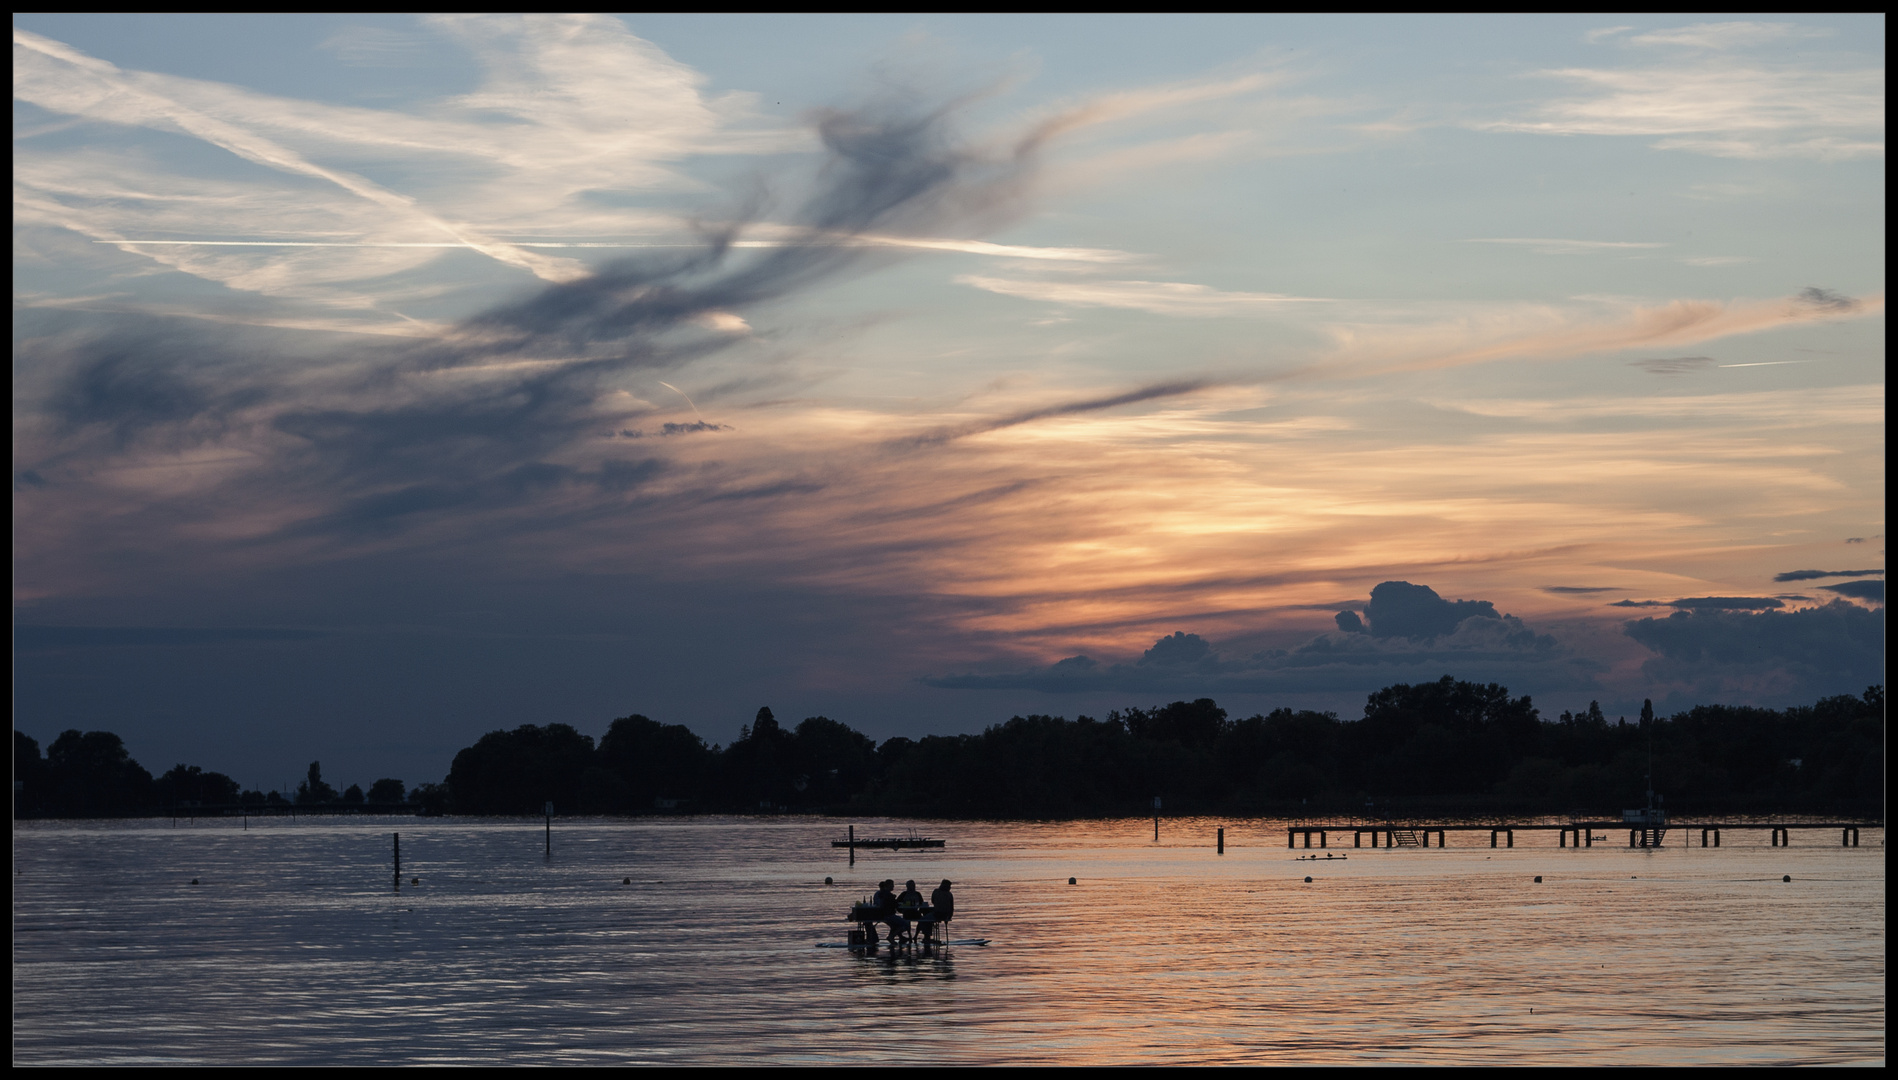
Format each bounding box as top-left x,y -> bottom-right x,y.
1623,600 -> 1883,707
925,581 -> 1578,696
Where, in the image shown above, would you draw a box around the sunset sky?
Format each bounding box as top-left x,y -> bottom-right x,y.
13,14 -> 1883,790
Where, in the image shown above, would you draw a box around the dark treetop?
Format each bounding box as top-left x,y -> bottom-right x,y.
17,678 -> 1882,820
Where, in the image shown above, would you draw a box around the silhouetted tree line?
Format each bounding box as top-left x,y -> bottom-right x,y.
12,730 -> 434,819
440,679 -> 1883,818
13,679 -> 1883,819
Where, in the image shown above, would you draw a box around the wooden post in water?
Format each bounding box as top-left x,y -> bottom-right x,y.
394,832 -> 401,879
1217,827 -> 1224,855
1152,796 -> 1161,842
544,802 -> 553,857
849,824 -> 855,865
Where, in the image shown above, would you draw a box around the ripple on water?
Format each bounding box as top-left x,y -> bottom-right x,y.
12,817 -> 1885,1065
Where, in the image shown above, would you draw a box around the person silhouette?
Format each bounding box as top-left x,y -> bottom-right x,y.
925,879 -> 954,942
870,879 -> 908,944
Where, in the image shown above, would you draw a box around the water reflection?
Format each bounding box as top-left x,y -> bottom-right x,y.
12,816 -> 1885,1065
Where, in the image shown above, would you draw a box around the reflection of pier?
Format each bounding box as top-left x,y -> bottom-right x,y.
1285,822 -> 1874,849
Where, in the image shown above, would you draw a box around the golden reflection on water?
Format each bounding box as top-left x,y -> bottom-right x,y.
12,817 -> 1884,1065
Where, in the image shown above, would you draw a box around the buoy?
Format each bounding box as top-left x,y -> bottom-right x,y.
623,877 -> 632,885
824,877 -> 833,885
1534,876 -> 1543,883
411,877 -> 419,885
1783,875 -> 1791,882
1304,876 -> 1312,883
189,878 -> 199,885
1068,877 -> 1077,885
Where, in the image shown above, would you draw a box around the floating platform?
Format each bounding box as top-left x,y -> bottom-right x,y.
832,837 -> 945,849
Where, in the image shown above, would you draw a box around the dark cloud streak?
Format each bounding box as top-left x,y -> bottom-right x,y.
21,93 -> 1075,557
886,378 -> 1217,450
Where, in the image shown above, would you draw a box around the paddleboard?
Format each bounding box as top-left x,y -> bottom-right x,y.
944,938 -> 990,946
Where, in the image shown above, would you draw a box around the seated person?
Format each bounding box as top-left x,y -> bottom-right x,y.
924,879 -> 954,941
897,879 -> 925,912
870,879 -> 908,943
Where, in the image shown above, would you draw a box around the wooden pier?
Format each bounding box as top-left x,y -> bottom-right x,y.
1285,822 -> 1876,849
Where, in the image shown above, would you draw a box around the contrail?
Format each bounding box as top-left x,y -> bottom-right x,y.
658,382 -> 704,421
91,237 -> 1133,261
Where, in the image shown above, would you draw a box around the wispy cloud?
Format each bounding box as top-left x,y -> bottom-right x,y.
1627,21 -> 1833,51
955,275 -> 1336,315
1312,291 -> 1883,378
1466,238 -> 1668,255
88,234 -> 1136,263
13,17 -> 787,310
1631,356 -> 1717,376
1483,22 -> 1883,160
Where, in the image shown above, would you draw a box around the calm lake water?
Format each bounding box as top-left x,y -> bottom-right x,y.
12,816 -> 1885,1065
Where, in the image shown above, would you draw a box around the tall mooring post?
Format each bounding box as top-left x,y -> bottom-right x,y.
1217,827 -> 1225,855
393,832 -> 401,888
544,802 -> 553,857
848,824 -> 855,865
1153,796 -> 1161,842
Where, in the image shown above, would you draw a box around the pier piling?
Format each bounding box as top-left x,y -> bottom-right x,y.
1217,827 -> 1224,855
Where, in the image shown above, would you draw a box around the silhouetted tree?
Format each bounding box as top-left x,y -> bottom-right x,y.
341,783 -> 365,804
407,782 -> 449,815
1115,698 -> 1230,747
14,731 -> 47,817
788,716 -> 880,808
446,724 -> 595,814
43,730 -> 154,816
597,713 -> 716,811
721,707 -> 798,810
154,763 -> 240,807
1347,676 -> 1540,798
367,778 -> 406,803
295,761 -> 339,804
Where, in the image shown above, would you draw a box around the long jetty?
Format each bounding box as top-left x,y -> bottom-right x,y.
1286,822 -> 1876,849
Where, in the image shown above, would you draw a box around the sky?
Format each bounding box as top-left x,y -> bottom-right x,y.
13,14 -> 1884,793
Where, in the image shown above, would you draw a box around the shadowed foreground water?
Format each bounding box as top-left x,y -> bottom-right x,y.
12,817 -> 1884,1065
